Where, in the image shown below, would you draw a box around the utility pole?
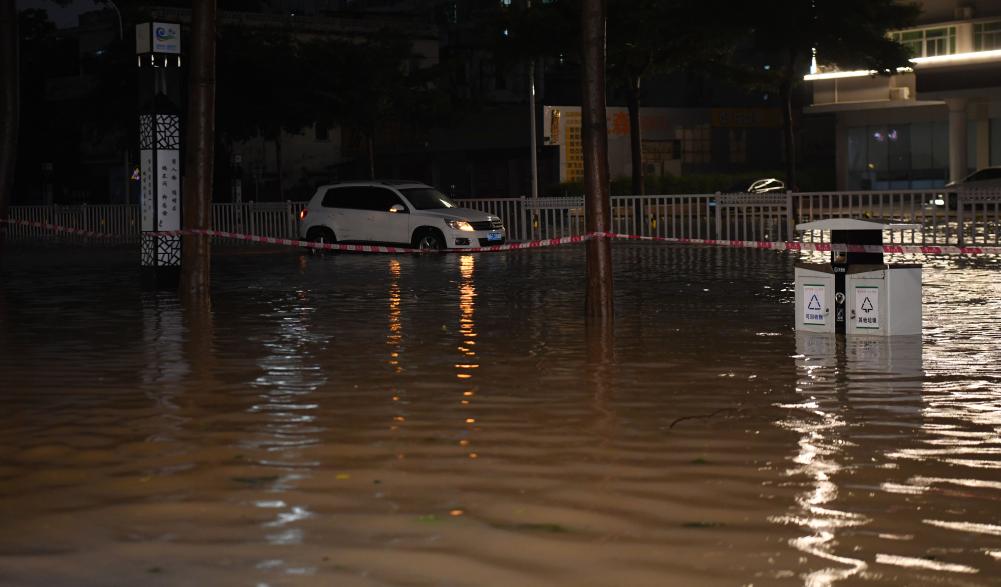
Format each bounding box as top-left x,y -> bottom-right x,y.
0,0 -> 18,249
581,0 -> 613,322
527,0 -> 539,238
527,0 -> 538,202
180,0 -> 217,299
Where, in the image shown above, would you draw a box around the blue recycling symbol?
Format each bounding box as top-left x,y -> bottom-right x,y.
807,294 -> 822,310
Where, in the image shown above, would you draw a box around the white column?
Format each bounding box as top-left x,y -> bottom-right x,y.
946,98 -> 968,183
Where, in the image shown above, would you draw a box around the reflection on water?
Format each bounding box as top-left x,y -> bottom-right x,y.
457,255 -> 479,462
781,324 -> 1001,583
778,334 -> 924,585
0,246 -> 999,585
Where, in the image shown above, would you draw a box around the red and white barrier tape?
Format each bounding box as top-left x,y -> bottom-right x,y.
2,218 -> 119,239
595,232 -> 1001,256
159,228 -> 590,254
4,218 -> 1001,256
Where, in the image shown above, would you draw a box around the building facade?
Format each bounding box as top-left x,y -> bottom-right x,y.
806,0 -> 1001,189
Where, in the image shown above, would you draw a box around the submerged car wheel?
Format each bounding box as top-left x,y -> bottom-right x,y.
414,229 -> 445,251
306,227 -> 337,254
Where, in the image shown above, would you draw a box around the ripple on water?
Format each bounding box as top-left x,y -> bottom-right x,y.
0,244 -> 999,585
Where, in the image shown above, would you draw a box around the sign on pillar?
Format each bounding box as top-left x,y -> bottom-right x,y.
137,22 -> 183,289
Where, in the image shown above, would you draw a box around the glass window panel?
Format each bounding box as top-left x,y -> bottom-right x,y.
910,122 -> 932,170
867,125 -> 889,175
847,126 -> 866,171
976,21 -> 1001,51
887,125 -> 910,172
932,120 -> 949,169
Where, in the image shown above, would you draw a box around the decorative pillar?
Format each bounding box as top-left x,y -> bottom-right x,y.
137,22 -> 183,289
946,97 -> 968,184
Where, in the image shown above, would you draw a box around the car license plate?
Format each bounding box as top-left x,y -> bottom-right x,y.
487,231 -> 502,242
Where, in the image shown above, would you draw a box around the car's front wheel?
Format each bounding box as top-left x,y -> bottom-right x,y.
413,228 -> 445,251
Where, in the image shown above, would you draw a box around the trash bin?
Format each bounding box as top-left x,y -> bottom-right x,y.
794,219 -> 922,336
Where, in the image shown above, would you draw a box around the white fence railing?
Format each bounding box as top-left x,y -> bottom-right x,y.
6,190 -> 1000,247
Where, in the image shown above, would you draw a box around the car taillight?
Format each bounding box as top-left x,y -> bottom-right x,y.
298,209 -> 308,221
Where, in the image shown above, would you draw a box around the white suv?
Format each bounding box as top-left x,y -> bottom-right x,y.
298,181 -> 505,250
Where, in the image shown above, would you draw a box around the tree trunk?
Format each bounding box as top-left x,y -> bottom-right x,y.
581,0 -> 613,323
780,66 -> 797,192
181,0 -> 217,300
626,74 -> 643,196
0,0 -> 18,247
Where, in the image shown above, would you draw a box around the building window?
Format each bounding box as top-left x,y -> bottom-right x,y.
892,26 -> 956,57
681,125 -> 711,164
974,20 -> 1001,51
846,122 -> 949,189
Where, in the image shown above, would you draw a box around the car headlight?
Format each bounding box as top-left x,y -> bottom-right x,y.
446,219 -> 475,232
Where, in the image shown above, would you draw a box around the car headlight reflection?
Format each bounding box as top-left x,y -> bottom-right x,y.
446,220 -> 475,232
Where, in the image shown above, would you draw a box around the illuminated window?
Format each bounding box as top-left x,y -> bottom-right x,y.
974,20 -> 1001,50
892,27 -> 956,57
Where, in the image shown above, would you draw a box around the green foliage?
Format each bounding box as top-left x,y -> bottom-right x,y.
217,28 -> 450,150
547,167 -> 836,196
490,0 -> 580,65
606,0 -> 737,85
548,172 -> 776,196
734,0 -> 920,92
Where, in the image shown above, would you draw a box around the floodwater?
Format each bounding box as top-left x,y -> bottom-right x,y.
1,243 -> 1000,587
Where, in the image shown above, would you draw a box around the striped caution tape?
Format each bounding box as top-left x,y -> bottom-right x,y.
2,218 -> 120,239
164,228 -> 590,253
594,232 -> 1001,256
4,218 -> 1001,256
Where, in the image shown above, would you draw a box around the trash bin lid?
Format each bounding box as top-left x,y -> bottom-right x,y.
795,218 -> 922,231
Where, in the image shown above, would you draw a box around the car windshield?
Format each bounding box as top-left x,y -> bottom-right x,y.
400,188 -> 457,210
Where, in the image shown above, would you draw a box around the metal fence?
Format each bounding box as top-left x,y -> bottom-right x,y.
7,189 -> 1000,247
957,191 -> 1001,246
792,190 -> 960,245
4,204 -> 141,243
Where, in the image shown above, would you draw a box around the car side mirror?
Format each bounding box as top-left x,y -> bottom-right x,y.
389,204 -> 406,213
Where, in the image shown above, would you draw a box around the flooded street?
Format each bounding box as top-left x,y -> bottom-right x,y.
1,243 -> 1000,586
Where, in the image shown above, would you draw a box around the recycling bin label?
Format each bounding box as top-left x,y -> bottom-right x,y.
803,285 -> 826,326
854,286 -> 880,329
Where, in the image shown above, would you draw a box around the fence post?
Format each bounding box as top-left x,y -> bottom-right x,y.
286,200 -> 294,239
956,192 -> 964,246
521,196 -> 528,242
785,192 -> 795,242
713,196 -> 722,241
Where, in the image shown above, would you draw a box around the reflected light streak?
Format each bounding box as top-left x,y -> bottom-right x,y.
386,259 -> 408,437
772,339 -> 871,586
457,256 -> 480,458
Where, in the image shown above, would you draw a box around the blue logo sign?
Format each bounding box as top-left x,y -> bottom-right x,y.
155,26 -> 176,41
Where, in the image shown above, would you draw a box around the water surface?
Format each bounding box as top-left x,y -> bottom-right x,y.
1,244 -> 999,586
